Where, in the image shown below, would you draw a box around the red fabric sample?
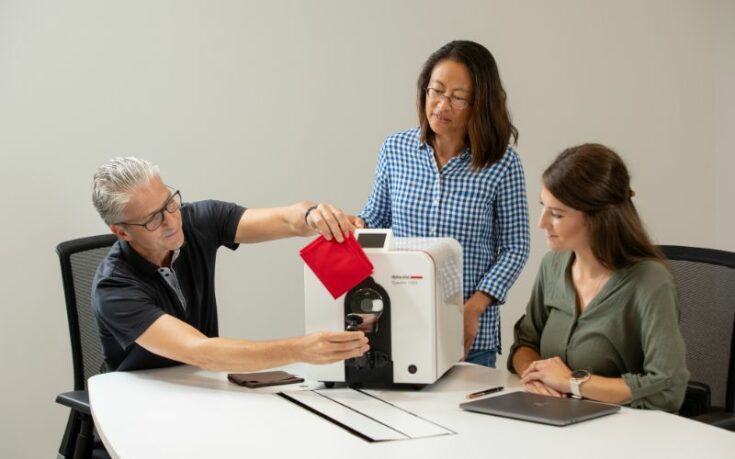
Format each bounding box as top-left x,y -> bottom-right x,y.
300,233 -> 373,299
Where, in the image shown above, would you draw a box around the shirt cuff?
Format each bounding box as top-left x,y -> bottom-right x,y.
475,281 -> 508,305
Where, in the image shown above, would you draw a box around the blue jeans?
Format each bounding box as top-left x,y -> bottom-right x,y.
465,348 -> 498,368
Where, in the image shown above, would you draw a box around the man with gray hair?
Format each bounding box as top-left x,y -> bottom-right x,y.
92,157 -> 368,372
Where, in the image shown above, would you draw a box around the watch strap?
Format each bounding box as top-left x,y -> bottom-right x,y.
570,370 -> 591,398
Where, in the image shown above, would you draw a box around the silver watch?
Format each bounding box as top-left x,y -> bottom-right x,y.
570,369 -> 591,399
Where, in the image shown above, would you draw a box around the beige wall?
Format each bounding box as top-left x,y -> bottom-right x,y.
0,1 -> 731,456
715,0 -> 735,251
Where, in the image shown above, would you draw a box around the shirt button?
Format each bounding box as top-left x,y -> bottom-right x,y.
430,228 -> 436,235
433,199 -> 439,205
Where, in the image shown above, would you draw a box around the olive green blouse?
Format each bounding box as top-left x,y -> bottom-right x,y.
508,251 -> 689,412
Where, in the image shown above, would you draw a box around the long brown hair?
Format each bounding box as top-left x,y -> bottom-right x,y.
542,143 -> 662,270
417,40 -> 518,169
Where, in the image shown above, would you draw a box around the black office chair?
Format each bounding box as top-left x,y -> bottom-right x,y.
659,245 -> 735,430
56,234 -> 117,459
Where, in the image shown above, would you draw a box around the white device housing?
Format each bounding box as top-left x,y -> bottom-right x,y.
304,230 -> 463,385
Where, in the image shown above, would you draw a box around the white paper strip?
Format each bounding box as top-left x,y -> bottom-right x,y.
283,389 -> 453,441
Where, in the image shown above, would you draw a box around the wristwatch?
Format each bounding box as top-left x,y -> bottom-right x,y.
569,369 -> 591,399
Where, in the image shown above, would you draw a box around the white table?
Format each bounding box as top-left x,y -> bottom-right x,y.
89,364 -> 734,458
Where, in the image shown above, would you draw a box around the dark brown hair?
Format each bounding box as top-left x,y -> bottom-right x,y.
417,40 -> 518,169
542,143 -> 662,270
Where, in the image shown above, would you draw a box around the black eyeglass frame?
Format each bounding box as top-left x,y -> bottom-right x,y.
114,188 -> 182,232
425,87 -> 473,109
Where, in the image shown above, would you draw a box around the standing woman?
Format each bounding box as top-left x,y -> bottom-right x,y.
356,41 -> 531,367
509,144 -> 688,411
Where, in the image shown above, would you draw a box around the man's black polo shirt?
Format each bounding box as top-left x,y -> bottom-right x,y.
93,200 -> 246,371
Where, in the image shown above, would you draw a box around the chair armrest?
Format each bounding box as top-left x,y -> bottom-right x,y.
679,381 -> 711,417
56,390 -> 91,415
692,408 -> 735,431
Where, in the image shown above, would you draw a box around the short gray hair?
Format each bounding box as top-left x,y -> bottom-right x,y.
92,157 -> 161,225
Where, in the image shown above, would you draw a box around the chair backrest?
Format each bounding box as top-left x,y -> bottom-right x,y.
659,245 -> 735,411
57,234 -> 117,391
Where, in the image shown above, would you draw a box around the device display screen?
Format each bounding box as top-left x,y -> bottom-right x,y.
357,233 -> 387,249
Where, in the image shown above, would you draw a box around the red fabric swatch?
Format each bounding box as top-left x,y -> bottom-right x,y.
300,233 -> 374,299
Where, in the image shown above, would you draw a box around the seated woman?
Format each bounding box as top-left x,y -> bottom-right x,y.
508,143 -> 688,411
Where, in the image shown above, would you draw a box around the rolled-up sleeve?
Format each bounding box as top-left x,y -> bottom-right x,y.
621,284 -> 689,412
507,264 -> 548,373
476,152 -> 530,304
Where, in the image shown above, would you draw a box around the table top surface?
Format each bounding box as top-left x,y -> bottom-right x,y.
89,363 -> 735,459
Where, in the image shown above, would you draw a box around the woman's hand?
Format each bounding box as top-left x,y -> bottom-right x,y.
463,292 -> 493,357
522,379 -> 565,398
520,356 -> 573,395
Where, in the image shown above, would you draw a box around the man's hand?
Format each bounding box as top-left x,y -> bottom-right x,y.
297,331 -> 369,365
304,203 -> 357,243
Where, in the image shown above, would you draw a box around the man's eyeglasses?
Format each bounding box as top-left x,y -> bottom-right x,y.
116,189 -> 182,232
426,87 -> 472,110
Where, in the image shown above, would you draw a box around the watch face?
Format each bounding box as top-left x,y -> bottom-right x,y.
571,369 -> 590,379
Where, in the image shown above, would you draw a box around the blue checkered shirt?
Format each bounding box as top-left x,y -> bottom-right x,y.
359,128 -> 530,351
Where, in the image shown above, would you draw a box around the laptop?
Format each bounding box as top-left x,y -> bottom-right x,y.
459,391 -> 620,426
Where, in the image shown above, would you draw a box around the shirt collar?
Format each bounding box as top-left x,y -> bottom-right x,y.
120,243 -> 182,277
420,142 -> 472,166
417,130 -> 472,163
457,148 -> 471,162
120,241 -> 161,277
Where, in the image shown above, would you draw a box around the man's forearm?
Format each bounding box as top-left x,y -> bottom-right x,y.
187,336 -> 305,372
137,314 -> 370,372
287,201 -> 316,236
234,203 -> 315,243
136,316 -> 306,372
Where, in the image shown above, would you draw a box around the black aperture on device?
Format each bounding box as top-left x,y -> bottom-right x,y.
344,277 -> 393,385
357,233 -> 387,249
